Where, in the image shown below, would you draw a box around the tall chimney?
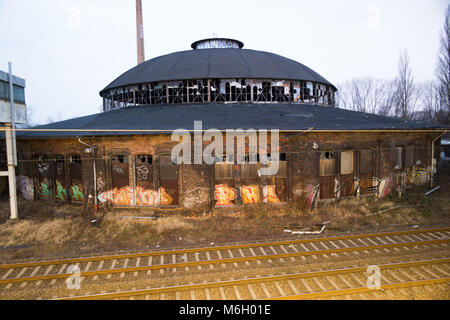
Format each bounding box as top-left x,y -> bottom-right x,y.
136,0 -> 145,64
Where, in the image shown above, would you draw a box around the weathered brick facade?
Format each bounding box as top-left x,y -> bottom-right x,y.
15,131 -> 441,214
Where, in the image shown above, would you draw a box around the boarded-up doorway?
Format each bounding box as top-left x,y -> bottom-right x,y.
54,155 -> 67,201
340,150 -> 354,197
69,155 -> 84,202
134,155 -> 156,206
36,154 -> 51,199
359,149 -> 374,194
111,155 -> 130,205
159,155 -> 178,206
319,151 -> 335,199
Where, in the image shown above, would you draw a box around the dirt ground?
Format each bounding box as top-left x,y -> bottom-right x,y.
0,165 -> 449,264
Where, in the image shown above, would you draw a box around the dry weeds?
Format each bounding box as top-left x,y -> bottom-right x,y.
0,168 -> 449,263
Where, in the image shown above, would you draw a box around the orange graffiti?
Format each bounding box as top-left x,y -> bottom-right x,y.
98,186 -> 173,206
263,185 -> 280,204
241,185 -> 261,204
135,186 -> 159,206
215,184 -> 236,206
159,187 -> 174,205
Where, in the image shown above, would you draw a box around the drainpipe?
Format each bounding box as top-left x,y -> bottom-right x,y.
78,138 -> 98,209
431,130 -> 447,187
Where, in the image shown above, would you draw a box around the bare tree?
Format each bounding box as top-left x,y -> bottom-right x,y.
394,50 -> 417,120
414,81 -> 441,122
336,78 -> 392,115
377,79 -> 398,117
436,4 -> 450,117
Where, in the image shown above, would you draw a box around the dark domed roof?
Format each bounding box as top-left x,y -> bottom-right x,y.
100,48 -> 335,95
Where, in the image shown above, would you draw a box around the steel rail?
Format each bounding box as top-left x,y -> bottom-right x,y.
1,226 -> 448,270
1,238 -> 448,286
55,258 -> 450,300
272,278 -> 450,300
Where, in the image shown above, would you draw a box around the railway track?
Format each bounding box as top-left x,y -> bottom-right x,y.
58,258 -> 450,300
0,227 -> 449,299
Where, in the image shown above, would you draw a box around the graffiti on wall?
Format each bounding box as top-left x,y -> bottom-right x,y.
136,164 -> 149,181
97,186 -> 173,206
215,184 -> 236,206
241,185 -> 261,204
112,166 -> 125,175
70,184 -> 84,201
305,184 -> 320,210
406,167 -> 429,186
39,178 -> 51,198
334,177 -> 360,201
20,176 -> 34,201
374,177 -> 392,198
56,180 -> 67,201
38,162 -> 49,176
262,185 -> 281,204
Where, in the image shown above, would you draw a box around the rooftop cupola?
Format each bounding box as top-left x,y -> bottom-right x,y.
191,38 -> 244,50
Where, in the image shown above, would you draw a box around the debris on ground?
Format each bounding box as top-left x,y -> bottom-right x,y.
365,205 -> 402,217
425,186 -> 440,196
284,223 -> 326,235
119,216 -> 157,220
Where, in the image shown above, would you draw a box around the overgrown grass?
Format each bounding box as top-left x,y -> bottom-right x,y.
0,169 -> 449,262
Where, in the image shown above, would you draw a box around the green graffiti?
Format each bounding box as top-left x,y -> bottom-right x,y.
56,180 -> 67,200
40,182 -> 51,197
71,184 -> 84,201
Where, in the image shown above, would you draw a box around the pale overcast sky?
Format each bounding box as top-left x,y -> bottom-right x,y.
0,0 -> 448,124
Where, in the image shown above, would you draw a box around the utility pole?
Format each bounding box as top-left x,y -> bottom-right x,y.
6,62 -> 18,219
136,0 -> 145,65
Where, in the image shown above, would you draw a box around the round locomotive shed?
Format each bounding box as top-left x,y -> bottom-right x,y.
15,38 -> 444,212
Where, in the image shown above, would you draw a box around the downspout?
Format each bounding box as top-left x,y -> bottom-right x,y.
431,130 -> 447,187
78,138 -> 98,210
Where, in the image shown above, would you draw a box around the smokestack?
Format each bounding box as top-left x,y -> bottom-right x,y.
136,0 -> 145,64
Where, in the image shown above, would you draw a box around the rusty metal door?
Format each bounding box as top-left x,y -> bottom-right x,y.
159,155 -> 178,206
134,155 -> 155,206
36,155 -> 52,199
111,155 -> 131,205
69,155 -> 84,202
54,155 -> 67,201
